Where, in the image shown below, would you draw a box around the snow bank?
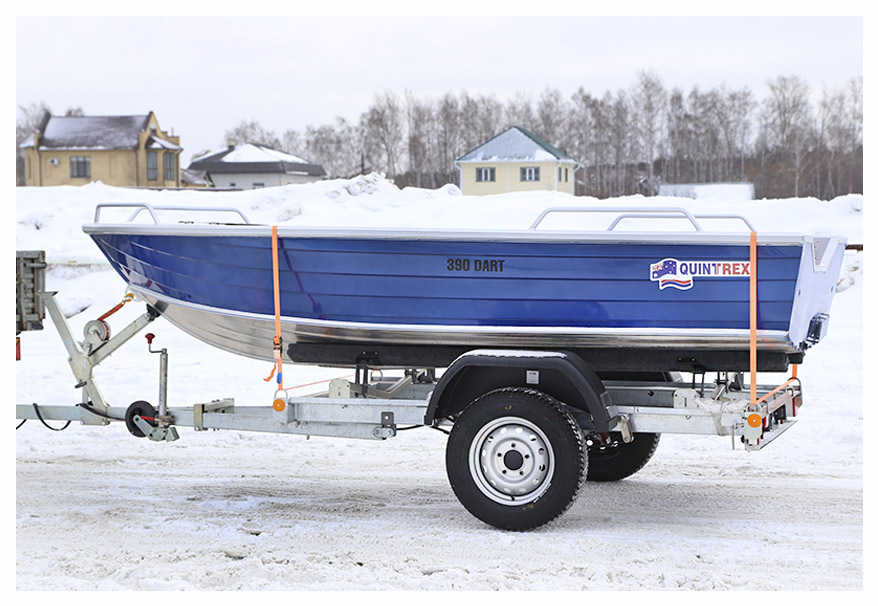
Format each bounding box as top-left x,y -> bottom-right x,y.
658,182 -> 756,200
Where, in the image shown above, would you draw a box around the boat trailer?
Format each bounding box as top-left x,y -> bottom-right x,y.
16,251 -> 804,530
17,288 -> 802,447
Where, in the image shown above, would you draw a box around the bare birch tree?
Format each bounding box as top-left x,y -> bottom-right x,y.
505,92 -> 537,133
16,101 -> 51,185
536,87 -> 567,147
436,92 -> 464,184
761,75 -> 811,152
630,70 -> 667,191
360,91 -> 405,176
224,120 -> 282,149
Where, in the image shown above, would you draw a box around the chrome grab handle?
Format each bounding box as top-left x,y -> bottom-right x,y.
94,203 -> 159,224
693,214 -> 756,231
606,210 -> 703,231
529,206 -> 756,232
93,203 -> 252,225
529,207 -> 704,231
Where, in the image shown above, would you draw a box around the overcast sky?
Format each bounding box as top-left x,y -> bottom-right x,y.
16,15 -> 863,166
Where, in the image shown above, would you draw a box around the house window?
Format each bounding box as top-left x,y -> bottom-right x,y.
147,151 -> 158,180
521,167 -> 540,182
164,153 -> 175,181
70,156 -> 91,178
252,182 -> 265,189
476,167 -> 495,182
558,166 -> 562,182
565,167 -> 569,182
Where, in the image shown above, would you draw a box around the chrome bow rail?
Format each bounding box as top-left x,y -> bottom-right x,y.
93,203 -> 252,225
529,206 -> 756,232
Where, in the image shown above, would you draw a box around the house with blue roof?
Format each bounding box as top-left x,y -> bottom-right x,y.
454,126 -> 578,195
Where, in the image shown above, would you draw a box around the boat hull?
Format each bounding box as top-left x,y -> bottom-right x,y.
84,224 -> 845,371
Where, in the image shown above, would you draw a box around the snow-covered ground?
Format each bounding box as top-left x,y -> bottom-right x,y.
15,177 -> 863,589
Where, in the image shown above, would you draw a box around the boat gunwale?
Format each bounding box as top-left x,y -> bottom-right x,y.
83,222 -> 816,247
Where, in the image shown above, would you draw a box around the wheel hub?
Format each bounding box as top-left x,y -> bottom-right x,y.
469,416 -> 554,504
503,449 -> 524,470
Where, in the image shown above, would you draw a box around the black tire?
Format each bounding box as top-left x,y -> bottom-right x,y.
125,401 -> 156,438
445,387 -> 587,531
585,432 -> 660,482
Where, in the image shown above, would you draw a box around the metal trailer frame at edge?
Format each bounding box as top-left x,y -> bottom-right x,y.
16,291 -> 802,452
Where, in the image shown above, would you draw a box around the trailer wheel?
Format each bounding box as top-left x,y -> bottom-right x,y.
445,388 -> 586,531
585,432 -> 660,482
125,401 -> 156,438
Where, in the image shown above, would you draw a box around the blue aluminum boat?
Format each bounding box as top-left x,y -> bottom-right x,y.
83,204 -> 845,372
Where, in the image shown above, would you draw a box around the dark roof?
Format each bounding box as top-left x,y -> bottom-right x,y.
36,115 -> 153,150
188,144 -> 326,177
456,125 -> 575,162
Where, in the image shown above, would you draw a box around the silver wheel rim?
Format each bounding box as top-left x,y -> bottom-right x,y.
468,416 -> 554,505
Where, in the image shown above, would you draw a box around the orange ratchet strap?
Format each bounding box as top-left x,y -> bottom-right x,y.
749,231 -> 757,406
98,293 -> 135,321
748,231 -> 799,413
263,225 -> 284,390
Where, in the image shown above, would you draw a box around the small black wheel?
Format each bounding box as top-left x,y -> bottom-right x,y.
445,388 -> 586,531
125,401 -> 157,438
585,432 -> 660,482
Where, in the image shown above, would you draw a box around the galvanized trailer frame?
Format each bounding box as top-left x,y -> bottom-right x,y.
17,291 -> 801,451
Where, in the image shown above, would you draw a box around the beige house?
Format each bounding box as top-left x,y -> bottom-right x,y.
455,126 -> 577,196
20,112 -> 182,188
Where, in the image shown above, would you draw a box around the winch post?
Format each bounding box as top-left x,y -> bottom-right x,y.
40,292 -> 109,424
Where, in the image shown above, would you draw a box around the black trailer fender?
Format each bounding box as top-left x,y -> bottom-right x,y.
425,349 -> 617,432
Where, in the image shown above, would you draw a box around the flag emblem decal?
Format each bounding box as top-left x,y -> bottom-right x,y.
649,258 -> 750,291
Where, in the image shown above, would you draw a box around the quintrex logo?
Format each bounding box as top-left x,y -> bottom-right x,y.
649,258 -> 750,291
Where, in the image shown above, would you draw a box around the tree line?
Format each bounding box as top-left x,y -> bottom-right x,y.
223,72 -> 861,200
18,72 -> 862,200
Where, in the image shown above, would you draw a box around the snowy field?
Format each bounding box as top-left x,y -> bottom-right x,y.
15,176 -> 863,590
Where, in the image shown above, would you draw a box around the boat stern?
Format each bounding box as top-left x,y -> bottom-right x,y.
788,237 -> 847,349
